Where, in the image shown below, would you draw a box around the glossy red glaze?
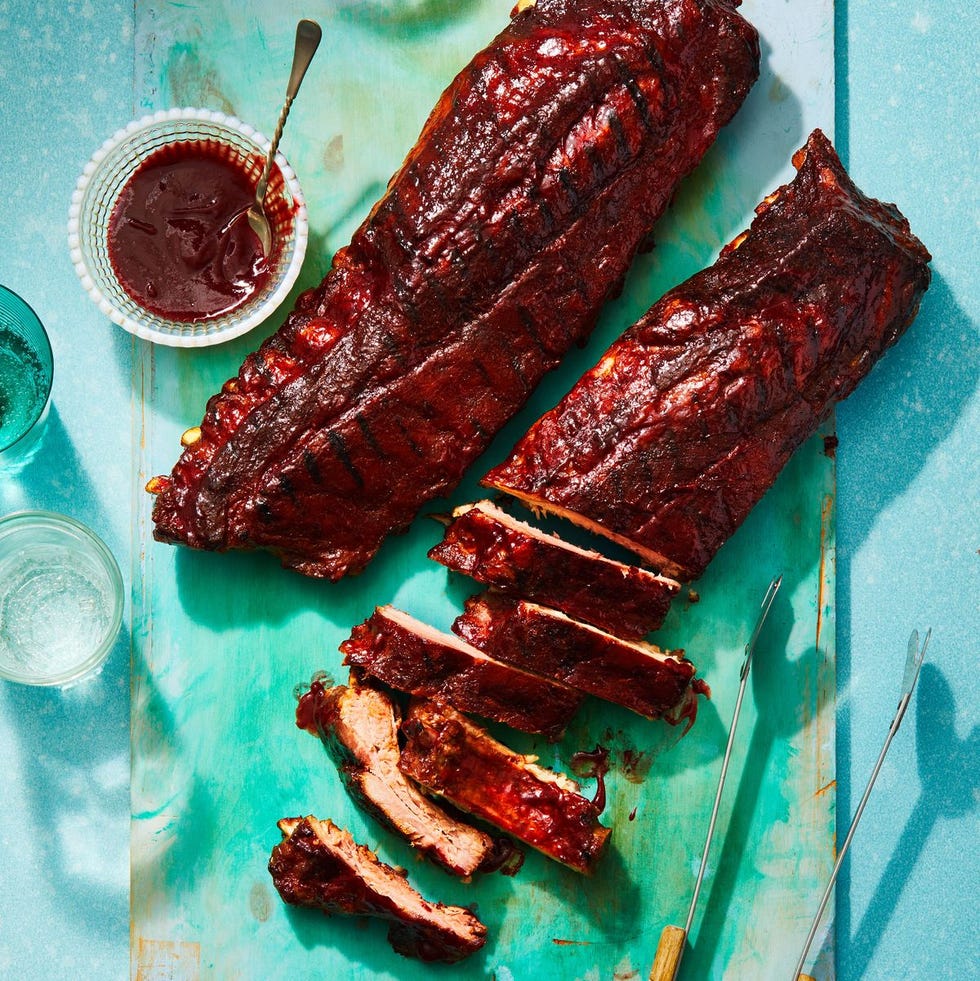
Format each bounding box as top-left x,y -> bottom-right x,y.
675,676 -> 711,735
294,678 -> 325,735
295,679 -> 503,878
399,700 -> 610,874
341,607 -> 582,738
484,130 -> 931,580
269,817 -> 487,963
149,0 -> 760,579
429,501 -> 679,639
452,593 -> 698,721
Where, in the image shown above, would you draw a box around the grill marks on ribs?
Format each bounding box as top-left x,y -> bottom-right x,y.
149,0 -> 760,580
294,679 -> 499,877
399,700 -> 611,874
453,593 -> 699,722
269,816 -> 487,963
483,130 -> 932,580
429,500 -> 680,638
340,606 -> 583,738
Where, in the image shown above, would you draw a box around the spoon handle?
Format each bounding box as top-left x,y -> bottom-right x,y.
257,19 -> 322,201
287,19 -> 323,100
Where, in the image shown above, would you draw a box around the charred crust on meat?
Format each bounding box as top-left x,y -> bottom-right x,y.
148,0 -> 761,580
483,129 -> 930,581
268,816 -> 487,963
398,700 -> 610,874
453,592 -> 700,722
428,499 -> 679,638
339,606 -> 583,738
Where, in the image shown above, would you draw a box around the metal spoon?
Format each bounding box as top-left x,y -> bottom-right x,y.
247,18 -> 322,256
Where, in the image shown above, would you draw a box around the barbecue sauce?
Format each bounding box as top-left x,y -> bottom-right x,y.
570,745 -> 610,813
477,835 -> 525,877
294,678 -> 326,735
675,677 -> 711,736
108,142 -> 278,321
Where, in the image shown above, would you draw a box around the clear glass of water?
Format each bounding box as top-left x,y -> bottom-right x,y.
0,284 -> 53,470
0,512 -> 124,686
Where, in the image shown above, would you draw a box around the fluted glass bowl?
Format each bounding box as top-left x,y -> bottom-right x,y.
68,108 -> 308,348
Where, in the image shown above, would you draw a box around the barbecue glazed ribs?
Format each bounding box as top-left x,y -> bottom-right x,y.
340,606 -> 582,737
269,816 -> 487,963
399,699 -> 611,874
484,130 -> 932,580
453,593 -> 700,722
429,500 -> 679,638
295,678 -> 502,877
148,0 -> 760,580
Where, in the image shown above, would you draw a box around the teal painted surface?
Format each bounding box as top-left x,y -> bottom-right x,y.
832,3 -> 980,980
130,2 -> 837,978
0,1 -> 135,978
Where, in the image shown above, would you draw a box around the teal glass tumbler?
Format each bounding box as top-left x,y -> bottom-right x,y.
0,285 -> 53,469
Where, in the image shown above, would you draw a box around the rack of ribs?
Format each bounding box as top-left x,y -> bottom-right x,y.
147,0 -> 760,580
483,130 -> 932,581
399,699 -> 611,874
295,678 -> 509,877
269,816 -> 487,963
429,500 -> 679,638
453,592 -> 700,722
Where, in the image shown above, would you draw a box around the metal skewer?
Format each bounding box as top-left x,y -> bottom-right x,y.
793,627 -> 931,981
649,575 -> 782,981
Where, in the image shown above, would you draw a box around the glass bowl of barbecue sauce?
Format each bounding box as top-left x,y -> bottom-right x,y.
68,108 -> 308,347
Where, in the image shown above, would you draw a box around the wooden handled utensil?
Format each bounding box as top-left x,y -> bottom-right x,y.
649,575 -> 782,981
791,628 -> 930,980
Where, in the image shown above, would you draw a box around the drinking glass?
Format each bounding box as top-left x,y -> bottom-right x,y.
0,511 -> 124,686
0,285 -> 53,470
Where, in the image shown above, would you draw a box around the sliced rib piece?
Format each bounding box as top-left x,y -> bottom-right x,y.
483,130 -> 932,580
148,0 -> 760,580
340,606 -> 582,737
295,678 -> 501,877
269,816 -> 486,963
399,700 -> 610,874
428,500 -> 679,639
452,593 -> 699,722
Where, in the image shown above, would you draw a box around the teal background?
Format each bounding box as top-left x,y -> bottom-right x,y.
0,1 -> 975,979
